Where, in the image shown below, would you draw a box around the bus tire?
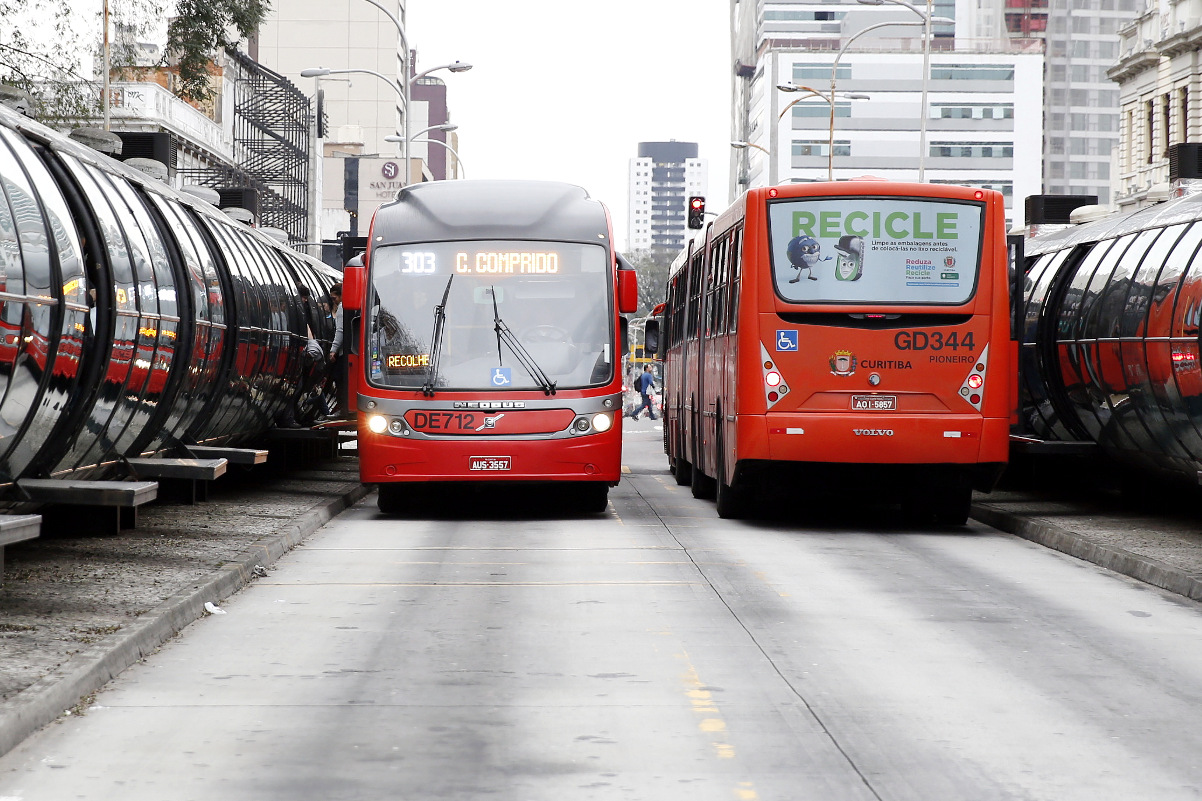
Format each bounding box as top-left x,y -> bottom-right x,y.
577,482 -> 609,513
932,486 -> 972,526
671,430 -> 692,485
671,456 -> 692,485
377,484 -> 409,515
690,454 -> 716,500
715,452 -> 747,519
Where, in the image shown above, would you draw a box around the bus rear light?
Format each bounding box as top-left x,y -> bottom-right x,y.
957,344 -> 990,410
760,342 -> 786,409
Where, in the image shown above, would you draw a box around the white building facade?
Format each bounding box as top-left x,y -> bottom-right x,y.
1109,0 -> 1202,209
732,0 -> 1045,226
627,141 -> 707,252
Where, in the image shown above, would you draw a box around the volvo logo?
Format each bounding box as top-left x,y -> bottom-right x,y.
853,429 -> 894,436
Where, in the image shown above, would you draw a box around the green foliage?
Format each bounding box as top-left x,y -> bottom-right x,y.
623,248 -> 678,314
0,0 -> 272,122
167,0 -> 271,102
0,0 -> 98,123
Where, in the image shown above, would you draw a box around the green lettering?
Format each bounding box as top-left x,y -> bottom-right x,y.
793,211 -> 816,237
912,212 -> 933,239
937,213 -> 958,239
845,211 -> 869,237
886,212 -> 908,238
820,211 -> 841,238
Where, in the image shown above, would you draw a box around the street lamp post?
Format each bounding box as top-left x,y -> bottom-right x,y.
385,124 -> 465,179
777,84 -> 870,181
822,16 -> 951,181
412,138 -> 467,179
300,66 -> 407,128
855,0 -> 945,181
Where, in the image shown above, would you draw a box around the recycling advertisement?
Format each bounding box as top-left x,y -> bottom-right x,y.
767,197 -> 984,305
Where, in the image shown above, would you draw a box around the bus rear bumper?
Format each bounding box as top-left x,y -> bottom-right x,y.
745,413 -> 1010,465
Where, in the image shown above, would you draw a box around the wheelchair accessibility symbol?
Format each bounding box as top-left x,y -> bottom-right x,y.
491,367 -> 512,386
776,330 -> 798,352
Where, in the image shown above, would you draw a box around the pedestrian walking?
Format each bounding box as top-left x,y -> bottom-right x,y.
628,364 -> 657,420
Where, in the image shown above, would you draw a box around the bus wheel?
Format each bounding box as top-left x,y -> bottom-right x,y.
577,483 -> 610,513
377,484 -> 409,515
671,456 -> 692,486
690,455 -> 716,500
931,486 -> 972,526
715,456 -> 747,520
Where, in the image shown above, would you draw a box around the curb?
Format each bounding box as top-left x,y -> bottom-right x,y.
971,502 -> 1202,603
0,481 -> 372,759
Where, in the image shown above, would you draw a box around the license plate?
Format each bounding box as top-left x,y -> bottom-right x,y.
469,456 -> 512,471
851,394 -> 897,411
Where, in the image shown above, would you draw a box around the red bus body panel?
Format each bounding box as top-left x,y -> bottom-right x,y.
665,181 -> 1012,501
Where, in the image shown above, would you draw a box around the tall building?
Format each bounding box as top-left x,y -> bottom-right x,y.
731,0 -> 1043,225
254,1 -> 460,253
627,141 -> 707,252
1033,0 -> 1137,204
1108,0 -> 1202,209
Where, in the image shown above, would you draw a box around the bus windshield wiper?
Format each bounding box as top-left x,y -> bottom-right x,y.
491,286 -> 556,395
423,275 -> 454,396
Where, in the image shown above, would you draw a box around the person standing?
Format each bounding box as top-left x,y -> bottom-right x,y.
628,364 -> 657,420
326,282 -> 348,418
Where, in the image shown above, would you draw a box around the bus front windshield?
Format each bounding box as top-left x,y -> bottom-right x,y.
367,240 -> 614,391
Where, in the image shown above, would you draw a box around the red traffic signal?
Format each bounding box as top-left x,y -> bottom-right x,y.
687,196 -> 706,229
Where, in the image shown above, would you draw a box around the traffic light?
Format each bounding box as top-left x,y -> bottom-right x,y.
687,196 -> 706,229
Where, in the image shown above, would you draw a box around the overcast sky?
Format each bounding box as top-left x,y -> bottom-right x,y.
406,0 -> 733,252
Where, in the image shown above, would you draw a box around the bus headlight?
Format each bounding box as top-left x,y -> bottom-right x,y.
592,413 -> 613,433
367,414 -> 389,434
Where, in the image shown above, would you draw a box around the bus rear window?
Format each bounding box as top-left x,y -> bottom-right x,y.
767,196 -> 984,305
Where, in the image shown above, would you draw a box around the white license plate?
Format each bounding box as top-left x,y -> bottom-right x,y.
851,395 -> 897,411
469,456 -> 512,471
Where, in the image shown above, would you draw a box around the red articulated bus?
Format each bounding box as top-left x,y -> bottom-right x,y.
661,180 -> 1013,523
343,180 -> 639,513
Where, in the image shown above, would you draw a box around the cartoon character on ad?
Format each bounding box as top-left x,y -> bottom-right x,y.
834,235 -> 864,281
786,235 -> 830,283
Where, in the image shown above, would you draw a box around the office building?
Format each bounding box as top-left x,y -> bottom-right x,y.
628,141 -> 707,252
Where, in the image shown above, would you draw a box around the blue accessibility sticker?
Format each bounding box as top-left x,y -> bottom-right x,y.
490,367 -> 513,386
776,330 -> 798,351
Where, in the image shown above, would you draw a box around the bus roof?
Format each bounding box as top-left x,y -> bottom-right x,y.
372,179 -> 611,247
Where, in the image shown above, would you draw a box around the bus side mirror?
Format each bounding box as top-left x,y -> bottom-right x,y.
618,269 -> 638,313
644,319 -> 660,357
619,316 -> 630,360
343,263 -> 364,311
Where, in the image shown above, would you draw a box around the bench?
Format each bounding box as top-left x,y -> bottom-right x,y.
19,479 -> 158,534
186,446 -> 269,466
126,457 -> 228,505
0,514 -> 40,584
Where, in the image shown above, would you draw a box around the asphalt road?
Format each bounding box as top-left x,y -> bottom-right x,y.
2,423 -> 1202,800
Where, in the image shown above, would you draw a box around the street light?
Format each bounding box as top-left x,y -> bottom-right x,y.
385,127 -> 466,179
777,85 -> 870,122
731,140 -> 772,156
315,0 -> 473,185
300,66 -> 407,122
825,15 -> 952,181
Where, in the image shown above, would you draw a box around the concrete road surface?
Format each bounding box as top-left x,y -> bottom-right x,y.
2,423 -> 1202,800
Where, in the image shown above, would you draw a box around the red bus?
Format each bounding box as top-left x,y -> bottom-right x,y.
342,180 -> 638,513
661,180 -> 1012,522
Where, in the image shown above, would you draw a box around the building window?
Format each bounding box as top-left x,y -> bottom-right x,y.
793,64 -> 851,81
792,140 -> 850,157
929,142 -> 1013,158
933,103 -> 1013,120
929,64 -> 1015,81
